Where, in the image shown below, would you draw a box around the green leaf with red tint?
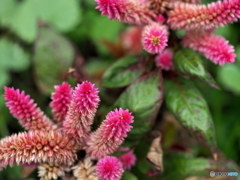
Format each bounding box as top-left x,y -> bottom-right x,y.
164,78 -> 217,154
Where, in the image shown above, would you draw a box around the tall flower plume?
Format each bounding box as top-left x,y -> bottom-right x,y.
168,0 -> 240,30
63,81 -> 100,144
95,0 -> 155,25
182,30 -> 236,65
0,131 -> 77,170
86,108 -> 134,159
142,23 -> 169,54
50,82 -> 72,123
96,156 -> 124,180
4,87 -> 57,131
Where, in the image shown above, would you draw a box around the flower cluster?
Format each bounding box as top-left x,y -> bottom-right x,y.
1,81 -> 136,180
95,0 -> 239,65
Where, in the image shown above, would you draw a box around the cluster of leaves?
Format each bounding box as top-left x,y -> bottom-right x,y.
0,0 -> 240,179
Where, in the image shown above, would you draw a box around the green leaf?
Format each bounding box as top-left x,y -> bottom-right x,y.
0,38 -> 30,71
161,152 -> 212,180
217,64 -> 240,95
121,171 -> 138,180
174,48 -> 219,89
114,70 -> 163,143
90,13 -> 124,54
102,56 -> 145,88
33,27 -> 74,94
164,78 -> 217,153
0,0 -> 16,19
35,0 -> 81,32
1,0 -> 38,42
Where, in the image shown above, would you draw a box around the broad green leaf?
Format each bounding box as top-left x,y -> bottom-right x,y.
102,56 -> 145,88
217,64 -> 240,95
1,0 -> 37,42
160,152 -> 212,180
0,71 -> 9,88
114,70 -> 163,142
0,0 -> 16,19
174,48 -> 219,89
90,13 -> 124,54
33,27 -> 74,94
0,38 -> 30,71
164,79 -> 217,153
161,152 -> 240,180
121,171 -> 138,180
35,0 -> 81,32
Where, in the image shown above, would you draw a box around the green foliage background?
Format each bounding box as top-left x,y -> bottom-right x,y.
0,0 -> 240,179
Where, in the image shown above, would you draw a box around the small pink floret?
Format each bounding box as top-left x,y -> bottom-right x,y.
96,156 -> 124,180
142,23 -> 169,54
118,149 -> 136,170
155,48 -> 174,70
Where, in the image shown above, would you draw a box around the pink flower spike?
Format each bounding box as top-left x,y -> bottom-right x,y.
0,131 -> 77,170
95,0 -> 155,25
118,150 -> 136,170
50,82 -> 72,123
167,0 -> 240,30
182,31 -> 236,65
96,156 -> 124,180
63,81 -> 100,144
4,87 -> 57,131
142,23 -> 169,54
86,108 -> 134,159
155,48 -> 174,70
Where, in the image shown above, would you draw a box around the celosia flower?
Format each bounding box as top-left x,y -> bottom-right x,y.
121,26 -> 143,54
86,108 -> 134,159
168,0 -> 240,30
155,48 -> 174,70
182,30 -> 236,65
95,0 -> 155,25
4,87 -> 57,131
142,23 -> 169,54
72,156 -> 98,180
0,131 -> 77,170
118,149 -> 136,170
50,82 -> 72,123
63,81 -> 100,144
96,156 -> 123,180
38,163 -> 70,180
155,14 -> 166,23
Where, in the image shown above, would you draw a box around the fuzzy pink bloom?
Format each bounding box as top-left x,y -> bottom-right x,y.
121,26 -> 143,54
118,150 -> 136,170
0,131 -> 77,170
155,48 -> 174,70
155,14 -> 166,23
4,87 -> 57,131
142,23 -> 169,54
96,156 -> 124,180
168,0 -> 240,30
182,31 -> 236,65
50,82 -> 72,122
95,0 -> 155,25
86,108 -> 134,159
63,81 -> 100,144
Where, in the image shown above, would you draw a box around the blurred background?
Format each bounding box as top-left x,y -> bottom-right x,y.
0,0 -> 240,179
